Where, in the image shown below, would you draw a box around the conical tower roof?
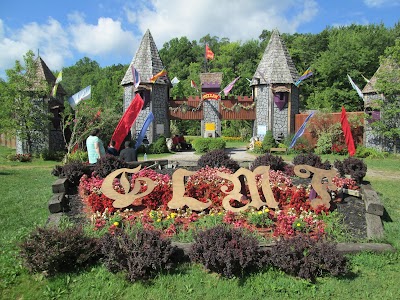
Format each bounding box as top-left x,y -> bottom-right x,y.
121,29 -> 170,86
251,30 -> 299,85
35,56 -> 66,96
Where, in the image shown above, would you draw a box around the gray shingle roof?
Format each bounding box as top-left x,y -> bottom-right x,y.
121,29 -> 170,86
251,30 -> 299,85
36,56 -> 66,96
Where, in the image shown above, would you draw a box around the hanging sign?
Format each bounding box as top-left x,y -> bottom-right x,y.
202,93 -> 220,100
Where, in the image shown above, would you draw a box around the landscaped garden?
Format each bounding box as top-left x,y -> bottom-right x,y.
1,145 -> 399,299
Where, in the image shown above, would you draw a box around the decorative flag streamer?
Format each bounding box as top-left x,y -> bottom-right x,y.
68,86 -> 91,109
361,74 -> 370,83
295,67 -> 313,86
347,74 -> 364,100
222,77 -> 240,96
131,65 -> 141,88
340,106 -> 356,156
134,112 -> 154,150
171,76 -> 180,86
190,80 -> 198,91
51,71 -> 63,97
289,111 -> 315,148
205,44 -> 214,60
150,69 -> 167,83
111,94 -> 144,151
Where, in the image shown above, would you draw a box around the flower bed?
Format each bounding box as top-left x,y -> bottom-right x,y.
78,165 -> 359,241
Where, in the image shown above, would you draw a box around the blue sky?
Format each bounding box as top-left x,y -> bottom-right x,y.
0,0 -> 399,79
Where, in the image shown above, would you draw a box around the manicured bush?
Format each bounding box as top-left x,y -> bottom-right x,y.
189,225 -> 265,278
197,149 -> 239,172
334,157 -> 367,183
148,135 -> 169,154
93,155 -> 128,178
269,235 -> 348,281
292,153 -> 331,170
261,131 -> 277,152
40,149 -> 65,161
250,153 -> 287,172
208,138 -> 226,151
52,161 -> 93,185
101,228 -> 178,282
192,137 -> 226,153
19,226 -> 102,276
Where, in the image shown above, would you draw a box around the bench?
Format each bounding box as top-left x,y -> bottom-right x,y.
269,147 -> 287,154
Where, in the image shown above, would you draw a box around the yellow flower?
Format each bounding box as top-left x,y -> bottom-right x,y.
296,223 -> 301,227
258,211 -> 263,215
166,215 -> 171,220
218,212 -> 222,215
157,218 -> 161,222
265,208 -> 270,213
113,221 -> 119,227
170,212 -> 177,218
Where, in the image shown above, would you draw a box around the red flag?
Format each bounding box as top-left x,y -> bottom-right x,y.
205,44 -> 214,60
340,106 -> 356,156
111,94 -> 144,151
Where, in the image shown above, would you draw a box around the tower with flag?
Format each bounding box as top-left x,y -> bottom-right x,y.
120,29 -> 171,144
250,29 -> 300,142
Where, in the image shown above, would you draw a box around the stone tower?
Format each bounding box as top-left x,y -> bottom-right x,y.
250,30 -> 300,141
16,56 -> 66,154
121,29 -> 171,144
200,72 -> 223,137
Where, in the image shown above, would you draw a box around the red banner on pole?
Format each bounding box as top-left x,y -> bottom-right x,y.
111,94 -> 144,151
340,106 -> 356,156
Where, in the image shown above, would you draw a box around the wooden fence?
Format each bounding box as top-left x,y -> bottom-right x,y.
0,134 -> 16,149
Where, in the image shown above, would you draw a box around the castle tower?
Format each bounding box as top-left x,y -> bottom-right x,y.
200,72 -> 223,137
250,30 -> 299,141
121,29 -> 171,143
17,56 -> 66,154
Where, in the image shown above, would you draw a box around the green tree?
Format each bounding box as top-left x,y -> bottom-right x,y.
373,39 -> 400,152
0,50 -> 51,153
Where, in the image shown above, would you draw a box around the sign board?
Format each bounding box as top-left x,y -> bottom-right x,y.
202,93 -> 220,100
205,123 -> 216,131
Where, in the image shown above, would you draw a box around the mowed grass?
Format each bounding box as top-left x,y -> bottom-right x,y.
1,146 -> 400,299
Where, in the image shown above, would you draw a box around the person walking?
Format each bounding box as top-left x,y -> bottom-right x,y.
119,141 -> 138,162
86,128 -> 106,164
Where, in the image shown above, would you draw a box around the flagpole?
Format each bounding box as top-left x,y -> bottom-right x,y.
204,44 -> 208,73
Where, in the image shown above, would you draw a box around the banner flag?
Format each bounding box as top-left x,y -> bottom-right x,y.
190,79 -> 198,91
55,71 -> 62,84
222,77 -> 240,96
150,69 -> 167,83
205,44 -> 214,60
171,76 -> 180,86
295,67 -> 313,86
68,85 -> 91,109
340,106 -> 356,156
131,65 -> 141,88
289,111 -> 315,148
347,74 -> 364,100
111,94 -> 144,151
134,112 -> 154,150
51,84 -> 58,97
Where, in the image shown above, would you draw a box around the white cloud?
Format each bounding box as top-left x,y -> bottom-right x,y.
0,18 -> 70,74
68,15 -> 138,57
125,0 -> 319,46
364,0 -> 400,7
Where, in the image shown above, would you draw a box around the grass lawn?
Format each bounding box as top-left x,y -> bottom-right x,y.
1,146 -> 399,299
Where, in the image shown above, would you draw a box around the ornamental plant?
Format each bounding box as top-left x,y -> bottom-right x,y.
101,228 -> 178,282
197,149 -> 239,172
93,155 -> 128,178
250,153 -> 287,172
19,226 -> 102,276
334,157 -> 367,183
189,225 -> 266,278
269,234 -> 349,281
293,152 -> 331,170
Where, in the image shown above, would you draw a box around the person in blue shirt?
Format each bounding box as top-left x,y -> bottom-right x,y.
86,128 -> 106,164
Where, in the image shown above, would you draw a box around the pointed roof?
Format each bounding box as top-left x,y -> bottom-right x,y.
36,56 -> 66,96
362,60 -> 397,94
251,30 -> 299,85
121,29 -> 170,86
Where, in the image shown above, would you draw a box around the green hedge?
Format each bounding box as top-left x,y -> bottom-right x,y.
192,138 -> 226,153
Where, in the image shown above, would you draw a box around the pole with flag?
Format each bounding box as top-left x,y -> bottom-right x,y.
150,69 -> 167,83
68,86 -> 91,110
131,65 -> 141,88
134,112 -> 154,150
205,44 -> 214,72
347,74 -> 364,100
222,77 -> 240,96
289,111 -> 315,148
111,94 -> 144,151
340,106 -> 356,156
51,70 -> 63,97
295,67 -> 313,86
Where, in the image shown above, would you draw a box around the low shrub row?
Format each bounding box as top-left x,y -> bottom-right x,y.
19,225 -> 349,282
